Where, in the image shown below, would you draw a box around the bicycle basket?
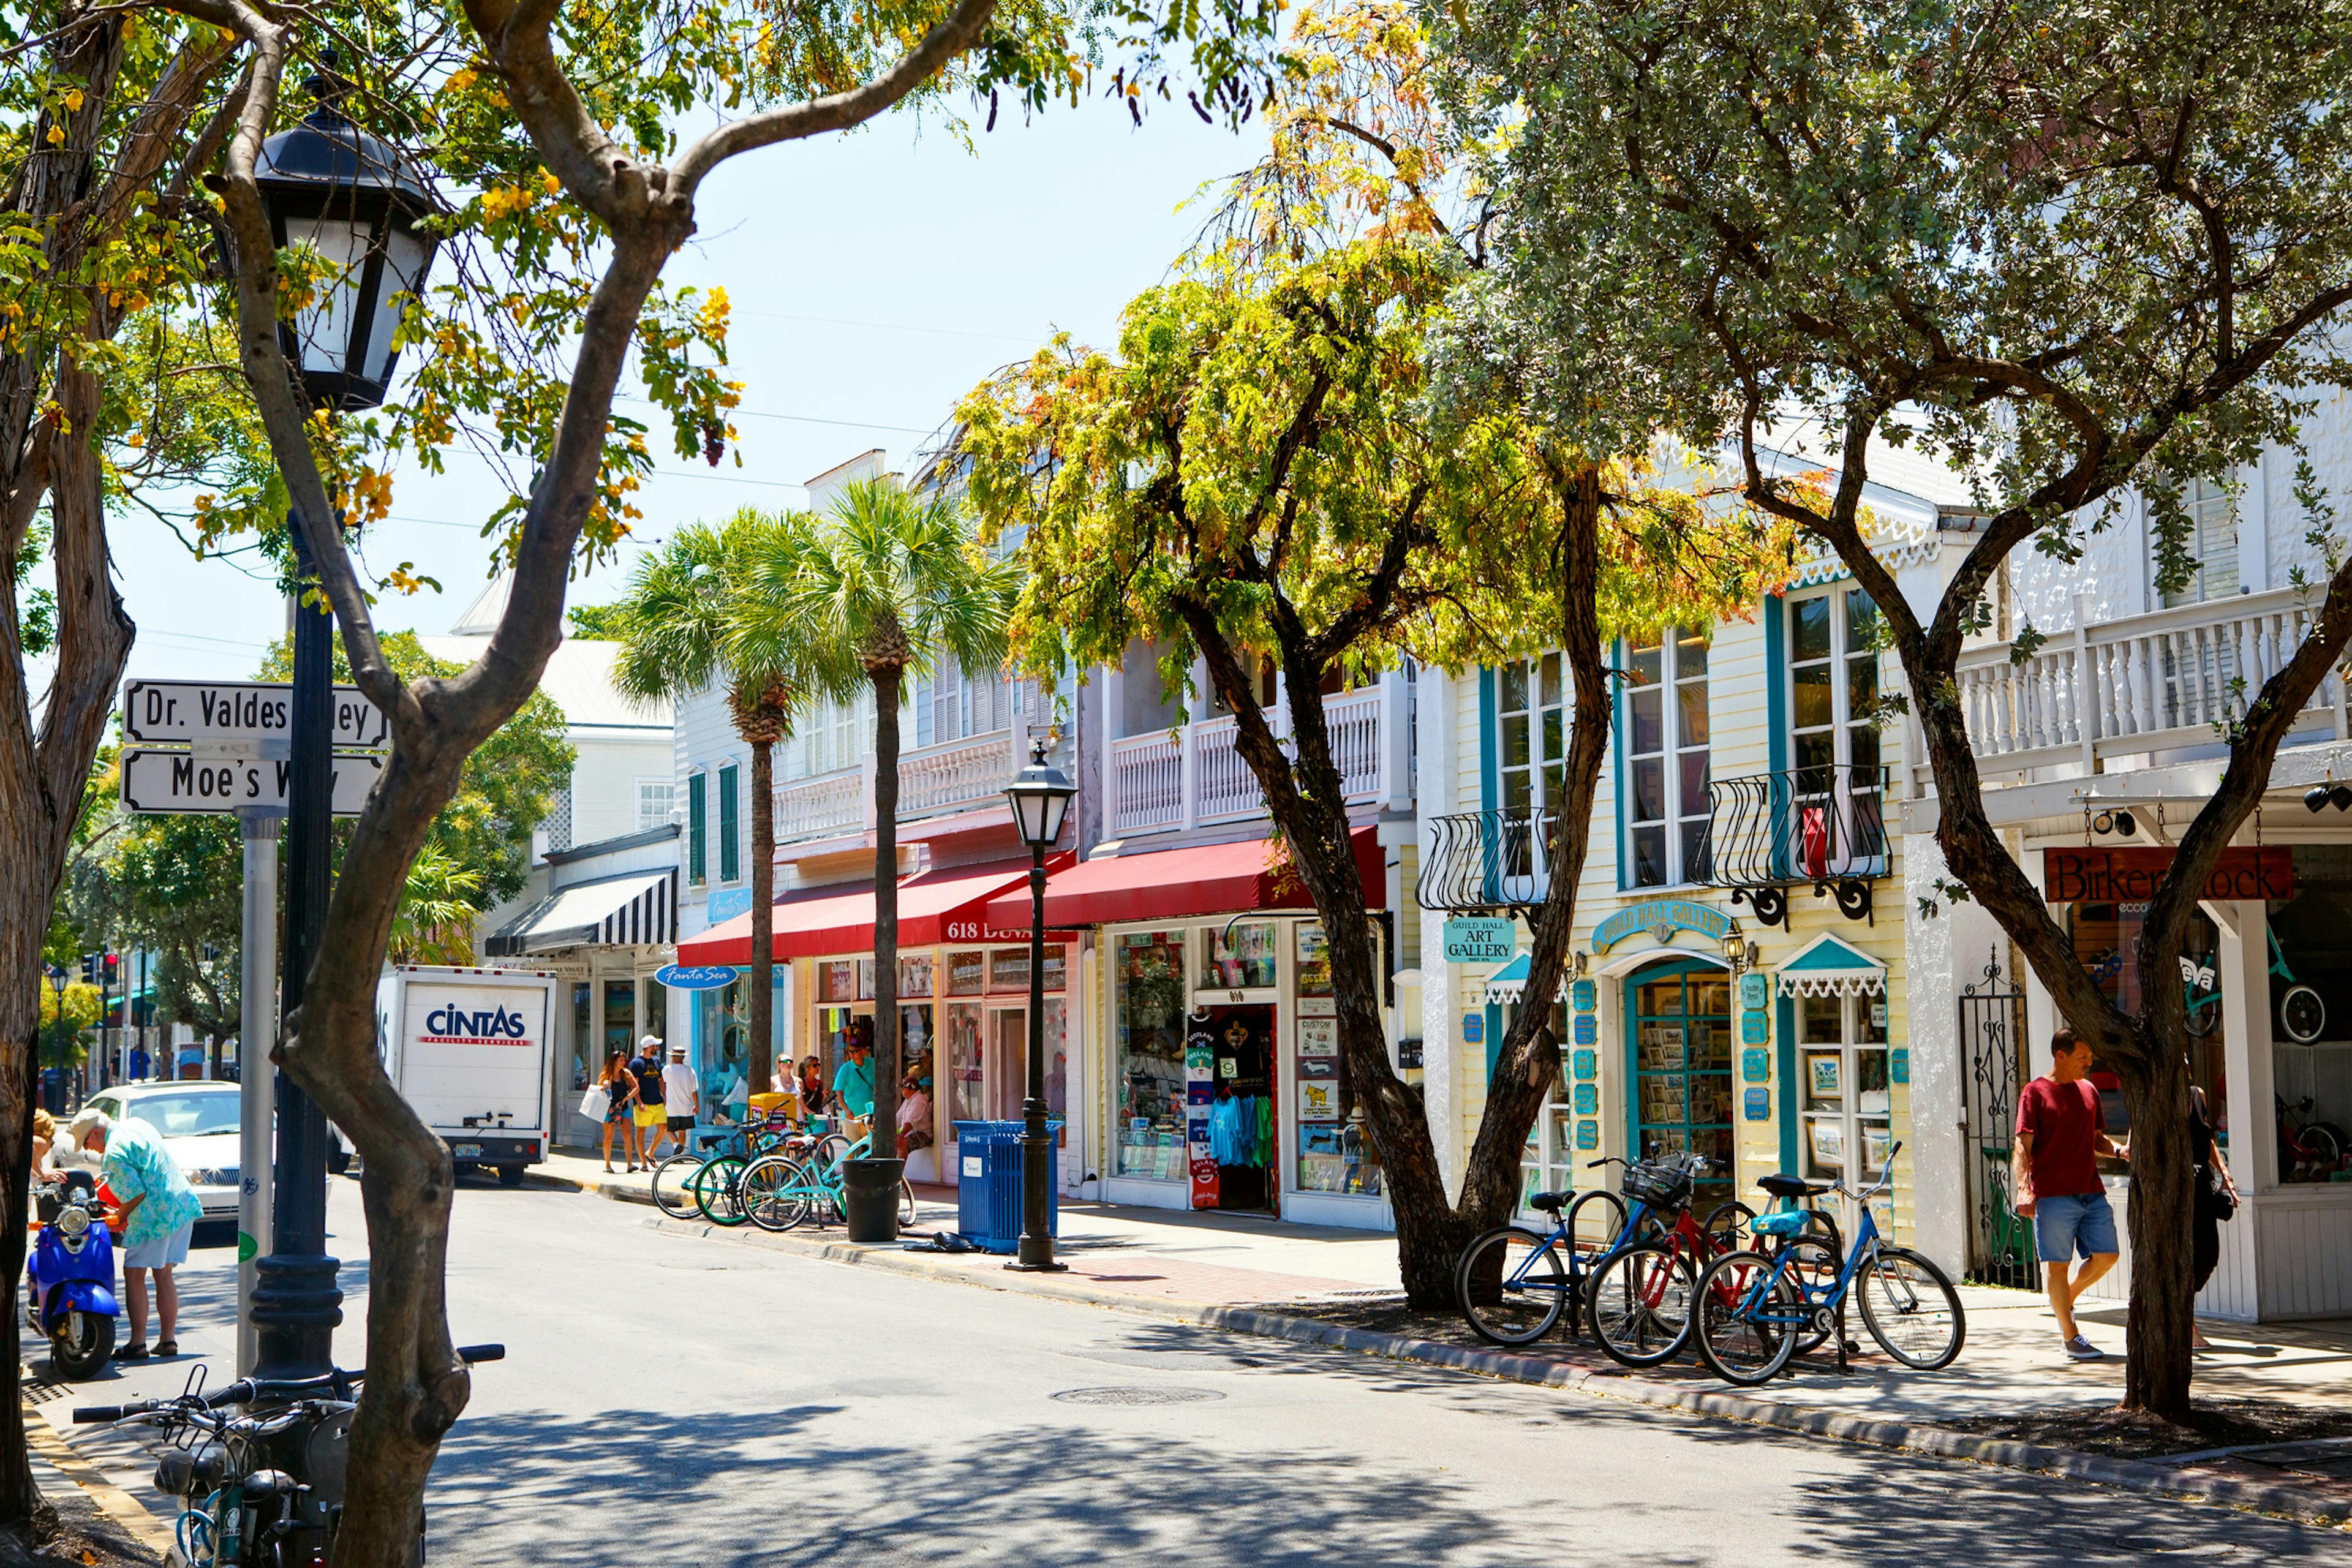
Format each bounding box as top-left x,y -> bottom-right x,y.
1621,1159 -> 1694,1212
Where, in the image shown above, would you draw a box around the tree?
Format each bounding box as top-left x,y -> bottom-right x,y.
36,981 -> 103,1072
1443,0 -> 2352,1412
70,811 -> 243,1049
611,512 -> 850,1096
114,0 -> 1280,1555
565,602 -> 628,640
959,2 -> 1792,1301
761,479 -> 1014,1174
386,847 -> 483,966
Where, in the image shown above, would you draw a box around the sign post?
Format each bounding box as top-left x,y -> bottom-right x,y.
120,677 -> 385,1379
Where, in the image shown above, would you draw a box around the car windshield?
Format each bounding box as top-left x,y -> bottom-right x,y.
126,1092 -> 240,1138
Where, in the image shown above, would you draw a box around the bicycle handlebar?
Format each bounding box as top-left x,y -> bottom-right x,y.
74,1343 -> 504,1424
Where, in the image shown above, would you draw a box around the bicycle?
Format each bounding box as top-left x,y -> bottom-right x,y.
740,1128 -> 918,1233
2278,1093 -> 2349,1181
72,1344 -> 503,1565
649,1111 -> 807,1223
1453,1153 -> 1751,1363
1692,1141 -> 1966,1385
2184,930 -> 2323,1042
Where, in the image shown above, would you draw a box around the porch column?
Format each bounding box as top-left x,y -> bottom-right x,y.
1417,662 -> 1461,1198
2211,899 -> 2266,1320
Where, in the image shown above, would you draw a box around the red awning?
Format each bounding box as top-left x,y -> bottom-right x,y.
675,857 -> 1069,965
982,829 -> 1385,930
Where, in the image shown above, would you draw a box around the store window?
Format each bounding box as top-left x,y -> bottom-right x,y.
947,950 -> 986,996
2264,862 -> 2352,1183
816,961 -> 861,1005
1630,964 -> 1733,1207
1623,630 -> 1709,888
695,978 -> 752,1108
1201,921 -> 1277,991
601,978 -> 636,1061
1515,1001 -> 1574,1210
989,949 -> 1030,993
1498,655 -> 1568,886
636,777 -> 673,835
1115,930 -> 1189,1180
899,954 -> 935,1000
1798,992 -> 1891,1185
570,983 -> 594,1092
1788,589 -> 1883,877
1295,925 -> 1332,998
944,1001 -> 986,1123
2158,477 -> 2241,607
2070,901 -> 2226,1142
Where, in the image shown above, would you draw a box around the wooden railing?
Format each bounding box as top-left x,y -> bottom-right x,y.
1949,588 -> 2349,780
772,726 -> 1026,845
1109,688 -> 1390,838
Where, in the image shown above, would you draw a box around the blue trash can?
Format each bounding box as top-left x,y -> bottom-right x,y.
953,1119 -> 1063,1254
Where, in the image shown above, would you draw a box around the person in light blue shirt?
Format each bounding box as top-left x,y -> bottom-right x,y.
832,1030 -> 875,1121
81,1110 -> 202,1360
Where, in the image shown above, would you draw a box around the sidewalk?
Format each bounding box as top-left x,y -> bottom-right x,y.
544,1146 -> 2352,1520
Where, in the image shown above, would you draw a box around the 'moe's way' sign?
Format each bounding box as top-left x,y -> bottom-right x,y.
119,748 -> 381,816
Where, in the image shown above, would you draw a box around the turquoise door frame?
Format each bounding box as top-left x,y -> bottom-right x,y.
1622,956 -> 1732,1165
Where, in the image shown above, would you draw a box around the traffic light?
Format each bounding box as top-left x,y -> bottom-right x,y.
100,952 -> 119,988
78,952 -> 97,986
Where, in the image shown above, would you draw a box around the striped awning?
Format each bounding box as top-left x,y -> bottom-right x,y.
486,867 -> 676,956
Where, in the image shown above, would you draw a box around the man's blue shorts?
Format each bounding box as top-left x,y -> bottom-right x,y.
2033,1189 -> 2119,1262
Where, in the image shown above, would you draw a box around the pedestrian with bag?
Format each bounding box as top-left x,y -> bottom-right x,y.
597,1050 -> 640,1172
2014,1027 -> 2130,1361
2191,1082 -> 2241,1350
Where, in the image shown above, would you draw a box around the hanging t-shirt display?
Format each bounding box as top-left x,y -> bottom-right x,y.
1185,1016 -> 1219,1209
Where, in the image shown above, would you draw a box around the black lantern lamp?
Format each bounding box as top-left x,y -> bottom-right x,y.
254,77 -> 442,413
1003,739 -> 1077,1271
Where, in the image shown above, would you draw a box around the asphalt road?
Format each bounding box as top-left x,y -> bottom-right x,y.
55,1178 -> 2352,1566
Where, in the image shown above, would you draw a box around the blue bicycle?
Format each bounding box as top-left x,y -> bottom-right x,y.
1453,1152 -> 1751,1360
1691,1141 -> 1966,1385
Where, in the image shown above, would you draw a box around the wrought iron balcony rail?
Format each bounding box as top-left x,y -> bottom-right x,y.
1701,763 -> 1889,924
1419,808 -> 1562,913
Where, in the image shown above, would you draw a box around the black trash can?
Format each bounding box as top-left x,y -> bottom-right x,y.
841,1157 -> 907,1243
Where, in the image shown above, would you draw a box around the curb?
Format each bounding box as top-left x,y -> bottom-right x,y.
23,1402 -> 173,1559
633,1211 -> 2352,1526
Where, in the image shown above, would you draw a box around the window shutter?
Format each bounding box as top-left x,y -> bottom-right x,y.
687,773 -> 706,884
718,763 -> 741,882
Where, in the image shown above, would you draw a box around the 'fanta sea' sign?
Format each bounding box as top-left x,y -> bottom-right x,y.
1591,899 -> 1734,954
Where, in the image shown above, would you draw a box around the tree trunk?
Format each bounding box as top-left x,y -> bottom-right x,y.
870,665 -> 901,1152
2119,1042 -> 2196,1414
748,734 -> 774,1094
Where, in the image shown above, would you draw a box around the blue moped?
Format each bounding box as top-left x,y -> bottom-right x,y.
26,1183 -> 119,1379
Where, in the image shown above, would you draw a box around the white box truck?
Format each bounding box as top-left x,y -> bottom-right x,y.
368,965 -> 558,1186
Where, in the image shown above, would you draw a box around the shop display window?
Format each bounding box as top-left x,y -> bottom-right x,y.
1800,992 -> 1891,1182
1631,966 -> 1733,1207
1116,931 -> 1189,1180
1042,946 -> 1067,993
947,950 -> 986,996
944,1001 -> 985,1123
818,961 -> 859,1005
1296,926 -> 1333,998
1514,1002 -> 1574,1210
899,954 -> 935,999
990,948 -> 1030,993
570,984 -> 594,1091
2268,868 -> 2352,1182
602,979 -> 636,1058
1201,921 -> 1278,991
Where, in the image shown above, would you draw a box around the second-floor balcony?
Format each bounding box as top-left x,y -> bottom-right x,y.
772,726 -> 1027,848
1108,688 -> 1393,839
1948,586 -> 2351,783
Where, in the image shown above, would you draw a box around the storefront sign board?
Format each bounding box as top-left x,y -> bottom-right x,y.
1743,1088 -> 1771,1122
1591,899 -> 1733,953
1572,1048 -> 1596,1081
2042,845 -> 2293,903
1298,1016 -> 1338,1057
1739,972 -> 1769,1011
1443,916 -> 1517,963
1741,1011 -> 1769,1045
1570,978 -> 1596,1013
1575,1120 -> 1599,1150
654,964 -> 738,991
1573,1083 -> 1598,1116
1572,1013 -> 1597,1046
1891,1047 -> 1909,1085
1741,1049 -> 1770,1084
1463,1013 -> 1483,1044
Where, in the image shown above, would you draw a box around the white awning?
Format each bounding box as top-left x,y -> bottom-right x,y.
487,868 -> 676,956
1773,932 -> 1887,999
1483,952 -> 1534,1006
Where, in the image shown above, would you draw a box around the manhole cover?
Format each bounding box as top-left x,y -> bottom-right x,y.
1052,1387 -> 1226,1406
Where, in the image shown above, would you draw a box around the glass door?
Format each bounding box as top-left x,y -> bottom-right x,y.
989,1006 -> 1027,1121
1627,961 -> 1735,1208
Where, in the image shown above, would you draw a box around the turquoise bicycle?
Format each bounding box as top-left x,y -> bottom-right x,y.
1691,1142 -> 1966,1385
739,1128 -> 917,1233
2184,929 -> 2324,1042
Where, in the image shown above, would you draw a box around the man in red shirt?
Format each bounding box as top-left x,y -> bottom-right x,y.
2015,1028 -> 2130,1360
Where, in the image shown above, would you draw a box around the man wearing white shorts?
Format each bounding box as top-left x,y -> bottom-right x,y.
78,1109 -> 202,1360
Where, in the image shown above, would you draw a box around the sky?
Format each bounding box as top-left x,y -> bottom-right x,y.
113,96 -> 1265,684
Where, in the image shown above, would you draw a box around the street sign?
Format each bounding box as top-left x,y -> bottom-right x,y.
120,748 -> 381,816
123,679 -> 390,751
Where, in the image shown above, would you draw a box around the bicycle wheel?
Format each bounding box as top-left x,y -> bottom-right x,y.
1586,1241 -> 1696,1367
1702,1200 -> 1757,1254
691,1156 -> 750,1227
649,1154 -> 706,1220
1766,1236 -> 1843,1358
1856,1245 -> 1966,1370
740,1155 -> 810,1232
1694,1250 -> 1801,1385
1456,1226 -> 1570,1346
1564,1189 -> 1629,1265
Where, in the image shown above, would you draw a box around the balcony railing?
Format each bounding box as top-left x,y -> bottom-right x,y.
1950,586 -> 2350,781
1701,764 -> 1889,923
1419,808 -> 1560,913
1108,688 -> 1389,839
771,725 -> 1026,847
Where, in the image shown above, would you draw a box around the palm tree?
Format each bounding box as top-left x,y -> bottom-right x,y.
612,511 -> 848,1097
760,478 -> 1014,1180
387,845 -> 485,965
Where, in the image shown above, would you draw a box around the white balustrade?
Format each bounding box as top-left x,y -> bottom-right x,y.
774,766 -> 862,843
897,729 -> 1019,818
1111,690 -> 1390,837
1111,731 -> 1182,835
1951,587 -> 2348,777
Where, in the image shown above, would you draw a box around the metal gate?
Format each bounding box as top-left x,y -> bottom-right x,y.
1959,950 -> 2038,1286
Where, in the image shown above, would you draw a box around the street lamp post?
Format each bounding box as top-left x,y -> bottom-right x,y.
43,967 -> 66,1109
250,75 -> 442,1382
1002,740 -> 1076,1273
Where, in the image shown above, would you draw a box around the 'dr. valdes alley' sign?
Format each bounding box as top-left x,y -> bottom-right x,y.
2042,845 -> 2294,904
